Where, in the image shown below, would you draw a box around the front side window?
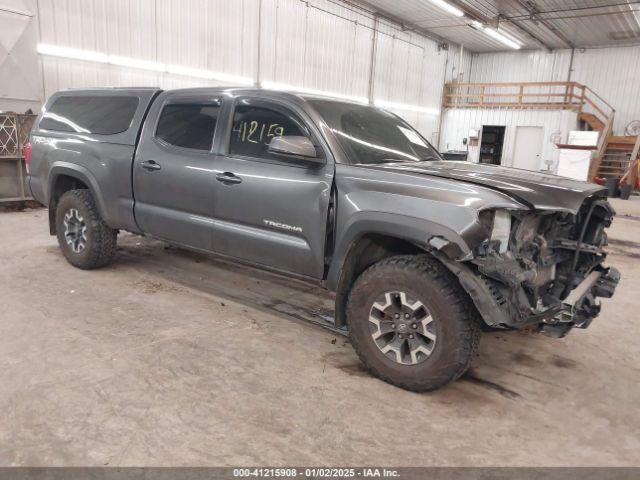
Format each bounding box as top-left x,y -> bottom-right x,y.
40,95 -> 139,135
229,104 -> 312,161
307,99 -> 441,165
156,103 -> 219,151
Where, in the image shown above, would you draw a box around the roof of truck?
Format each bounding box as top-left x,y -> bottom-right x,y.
166,86 -> 368,105
55,86 -> 371,107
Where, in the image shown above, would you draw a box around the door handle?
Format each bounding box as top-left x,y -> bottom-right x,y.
141,160 -> 161,171
216,172 -> 242,185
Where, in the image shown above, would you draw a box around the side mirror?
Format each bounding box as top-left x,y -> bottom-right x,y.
268,136 -> 322,163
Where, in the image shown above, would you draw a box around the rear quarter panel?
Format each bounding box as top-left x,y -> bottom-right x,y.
29,88 -> 160,232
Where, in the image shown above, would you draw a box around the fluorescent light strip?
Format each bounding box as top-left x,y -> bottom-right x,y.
37,43 -> 108,63
374,99 -> 440,116
166,64 -> 215,79
109,54 -> 165,72
37,43 -> 441,115
37,43 -> 254,85
263,82 -> 438,115
467,22 -> 522,50
214,72 -> 258,85
261,81 -> 369,104
482,27 -> 521,49
427,0 -> 464,17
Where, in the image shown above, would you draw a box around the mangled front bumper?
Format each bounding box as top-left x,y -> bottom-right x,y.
541,266 -> 620,337
435,196 -> 621,337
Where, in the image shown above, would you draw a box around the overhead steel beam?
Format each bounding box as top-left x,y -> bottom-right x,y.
340,0 -> 451,46
517,0 -> 575,48
445,0 -> 553,50
502,17 -> 553,51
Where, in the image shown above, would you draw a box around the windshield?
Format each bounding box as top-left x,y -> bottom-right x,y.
308,99 -> 442,165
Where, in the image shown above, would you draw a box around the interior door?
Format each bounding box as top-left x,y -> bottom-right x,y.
133,94 -> 221,250
211,98 -> 334,278
513,126 -> 544,171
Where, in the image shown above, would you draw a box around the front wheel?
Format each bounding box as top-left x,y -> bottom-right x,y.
55,189 -> 117,269
346,255 -> 481,392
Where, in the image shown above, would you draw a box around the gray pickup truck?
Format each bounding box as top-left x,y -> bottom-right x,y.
27,87 -> 620,391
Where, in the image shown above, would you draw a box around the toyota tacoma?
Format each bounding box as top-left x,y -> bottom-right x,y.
26,87 -> 620,391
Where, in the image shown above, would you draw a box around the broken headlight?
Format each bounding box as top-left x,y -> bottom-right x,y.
490,210 -> 512,253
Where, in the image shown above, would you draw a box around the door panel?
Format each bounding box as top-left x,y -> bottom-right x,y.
211,99 -> 334,278
133,96 -> 220,250
513,126 -> 544,171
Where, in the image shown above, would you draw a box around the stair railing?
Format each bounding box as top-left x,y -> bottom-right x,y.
620,135 -> 640,188
443,81 -> 617,182
443,81 -> 585,110
588,110 -> 615,181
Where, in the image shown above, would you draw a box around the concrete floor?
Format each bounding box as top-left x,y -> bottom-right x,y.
1,198 -> 639,467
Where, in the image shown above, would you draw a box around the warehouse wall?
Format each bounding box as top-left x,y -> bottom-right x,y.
467,46 -> 640,135
467,50 -> 571,83
571,46 -> 640,136
440,108 -> 578,170
0,0 -> 42,113
0,0 -> 458,141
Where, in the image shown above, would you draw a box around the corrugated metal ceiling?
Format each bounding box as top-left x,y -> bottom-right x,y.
361,0 -> 640,51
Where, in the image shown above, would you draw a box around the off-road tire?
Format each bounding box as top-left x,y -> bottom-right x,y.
55,189 -> 117,269
346,254 -> 481,392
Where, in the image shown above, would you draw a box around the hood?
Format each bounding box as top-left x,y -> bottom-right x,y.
367,161 -> 606,214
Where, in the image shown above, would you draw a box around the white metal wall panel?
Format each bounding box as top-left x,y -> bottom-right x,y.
373,20 -> 447,107
467,47 -> 640,135
37,0 -> 258,96
31,0 -> 457,140
259,0 -> 374,98
372,20 -> 448,138
439,108 -> 578,171
156,0 -> 258,79
446,46 -> 472,84
469,50 -> 572,83
571,45 -> 640,135
0,0 -> 42,112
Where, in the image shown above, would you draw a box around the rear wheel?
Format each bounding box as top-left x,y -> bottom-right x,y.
346,255 -> 481,392
55,189 -> 117,269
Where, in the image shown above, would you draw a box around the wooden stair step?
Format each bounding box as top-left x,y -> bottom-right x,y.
606,145 -> 635,152
579,112 -> 605,131
607,135 -> 637,145
598,166 -> 626,170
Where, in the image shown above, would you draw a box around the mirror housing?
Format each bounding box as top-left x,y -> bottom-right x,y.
268,136 -> 322,163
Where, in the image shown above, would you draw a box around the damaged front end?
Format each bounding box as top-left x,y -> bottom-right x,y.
450,195 -> 620,338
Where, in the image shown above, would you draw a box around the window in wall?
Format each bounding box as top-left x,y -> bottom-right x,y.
229,104 -> 313,161
155,103 -> 220,151
40,96 -> 139,135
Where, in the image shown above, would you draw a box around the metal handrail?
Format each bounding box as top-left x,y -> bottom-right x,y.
443,81 -> 618,182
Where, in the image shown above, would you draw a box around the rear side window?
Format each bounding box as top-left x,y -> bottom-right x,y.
156,103 -> 219,151
229,104 -> 310,161
40,96 -> 139,135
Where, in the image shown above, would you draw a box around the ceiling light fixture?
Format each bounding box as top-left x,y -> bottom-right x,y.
427,0 -> 464,17
467,23 -> 522,50
483,28 -> 522,49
